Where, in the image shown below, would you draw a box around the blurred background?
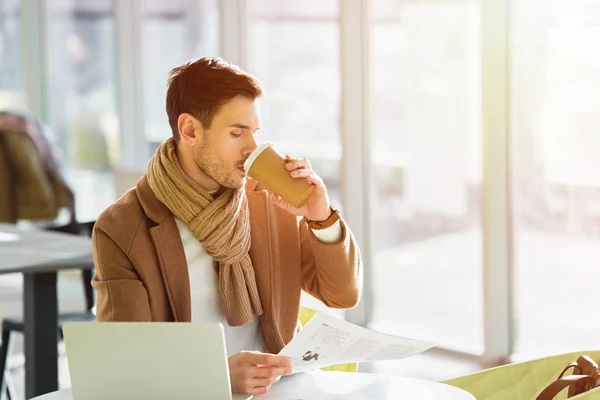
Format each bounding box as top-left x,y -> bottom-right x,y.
2,0 -> 600,396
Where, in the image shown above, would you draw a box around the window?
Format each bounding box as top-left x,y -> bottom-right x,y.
46,0 -> 119,168
0,0 -> 25,111
245,0 -> 342,313
142,0 -> 220,145
369,0 -> 484,353
511,0 -> 600,358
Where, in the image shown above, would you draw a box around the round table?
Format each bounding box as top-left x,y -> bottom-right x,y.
32,371 -> 475,399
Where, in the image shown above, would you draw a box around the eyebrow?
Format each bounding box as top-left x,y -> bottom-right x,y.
229,123 -> 261,131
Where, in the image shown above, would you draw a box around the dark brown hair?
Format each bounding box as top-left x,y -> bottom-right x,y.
166,57 -> 263,141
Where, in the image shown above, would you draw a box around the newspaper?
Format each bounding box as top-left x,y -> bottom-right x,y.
278,311 -> 434,373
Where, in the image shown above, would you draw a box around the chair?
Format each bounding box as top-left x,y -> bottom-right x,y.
442,350 -> 600,400
0,221 -> 96,400
298,307 -> 357,372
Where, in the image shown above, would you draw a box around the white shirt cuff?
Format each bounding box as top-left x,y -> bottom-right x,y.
311,220 -> 343,244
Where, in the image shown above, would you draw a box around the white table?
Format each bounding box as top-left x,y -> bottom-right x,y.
32,371 -> 475,399
0,223 -> 94,399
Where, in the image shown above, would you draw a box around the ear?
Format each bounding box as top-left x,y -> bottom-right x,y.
177,113 -> 204,145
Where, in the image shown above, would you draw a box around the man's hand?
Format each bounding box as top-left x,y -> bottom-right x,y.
270,155 -> 332,221
228,351 -> 293,395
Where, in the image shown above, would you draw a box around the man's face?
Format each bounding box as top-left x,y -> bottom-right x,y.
193,95 -> 261,190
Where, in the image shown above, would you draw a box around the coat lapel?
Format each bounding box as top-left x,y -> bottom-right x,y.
137,176 -> 191,322
149,218 -> 191,322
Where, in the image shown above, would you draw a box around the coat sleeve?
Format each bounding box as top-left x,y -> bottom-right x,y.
299,217 -> 363,309
91,221 -> 152,321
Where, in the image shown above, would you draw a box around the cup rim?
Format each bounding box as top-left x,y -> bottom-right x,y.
244,142 -> 274,172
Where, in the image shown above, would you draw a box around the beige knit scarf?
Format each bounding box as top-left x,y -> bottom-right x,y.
146,138 -> 263,326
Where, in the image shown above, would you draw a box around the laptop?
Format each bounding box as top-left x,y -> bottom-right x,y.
63,322 -> 252,400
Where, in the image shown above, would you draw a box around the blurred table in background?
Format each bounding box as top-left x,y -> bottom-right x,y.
0,223 -> 93,398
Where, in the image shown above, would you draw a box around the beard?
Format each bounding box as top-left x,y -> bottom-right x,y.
193,144 -> 245,190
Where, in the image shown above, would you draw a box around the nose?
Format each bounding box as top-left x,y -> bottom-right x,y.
243,134 -> 258,157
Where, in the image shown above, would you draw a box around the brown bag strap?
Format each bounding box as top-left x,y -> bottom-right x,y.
558,363 -> 581,379
536,375 -> 596,400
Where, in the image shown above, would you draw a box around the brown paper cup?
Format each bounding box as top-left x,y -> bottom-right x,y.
244,143 -> 315,208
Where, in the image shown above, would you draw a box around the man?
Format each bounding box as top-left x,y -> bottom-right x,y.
91,57 -> 362,395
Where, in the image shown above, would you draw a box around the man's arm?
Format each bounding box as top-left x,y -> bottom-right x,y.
299,216 -> 362,309
92,224 -> 152,321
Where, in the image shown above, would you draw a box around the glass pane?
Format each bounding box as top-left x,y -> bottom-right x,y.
51,0 -> 112,13
0,0 -> 25,110
249,0 -> 338,19
142,0 -> 220,144
369,0 -> 483,353
144,0 -> 186,14
511,0 -> 600,358
46,0 -> 119,168
371,0 -> 404,20
246,0 -> 342,314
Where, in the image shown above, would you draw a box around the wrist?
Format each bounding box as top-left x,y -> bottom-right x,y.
311,205 -> 333,223
305,205 -> 340,230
